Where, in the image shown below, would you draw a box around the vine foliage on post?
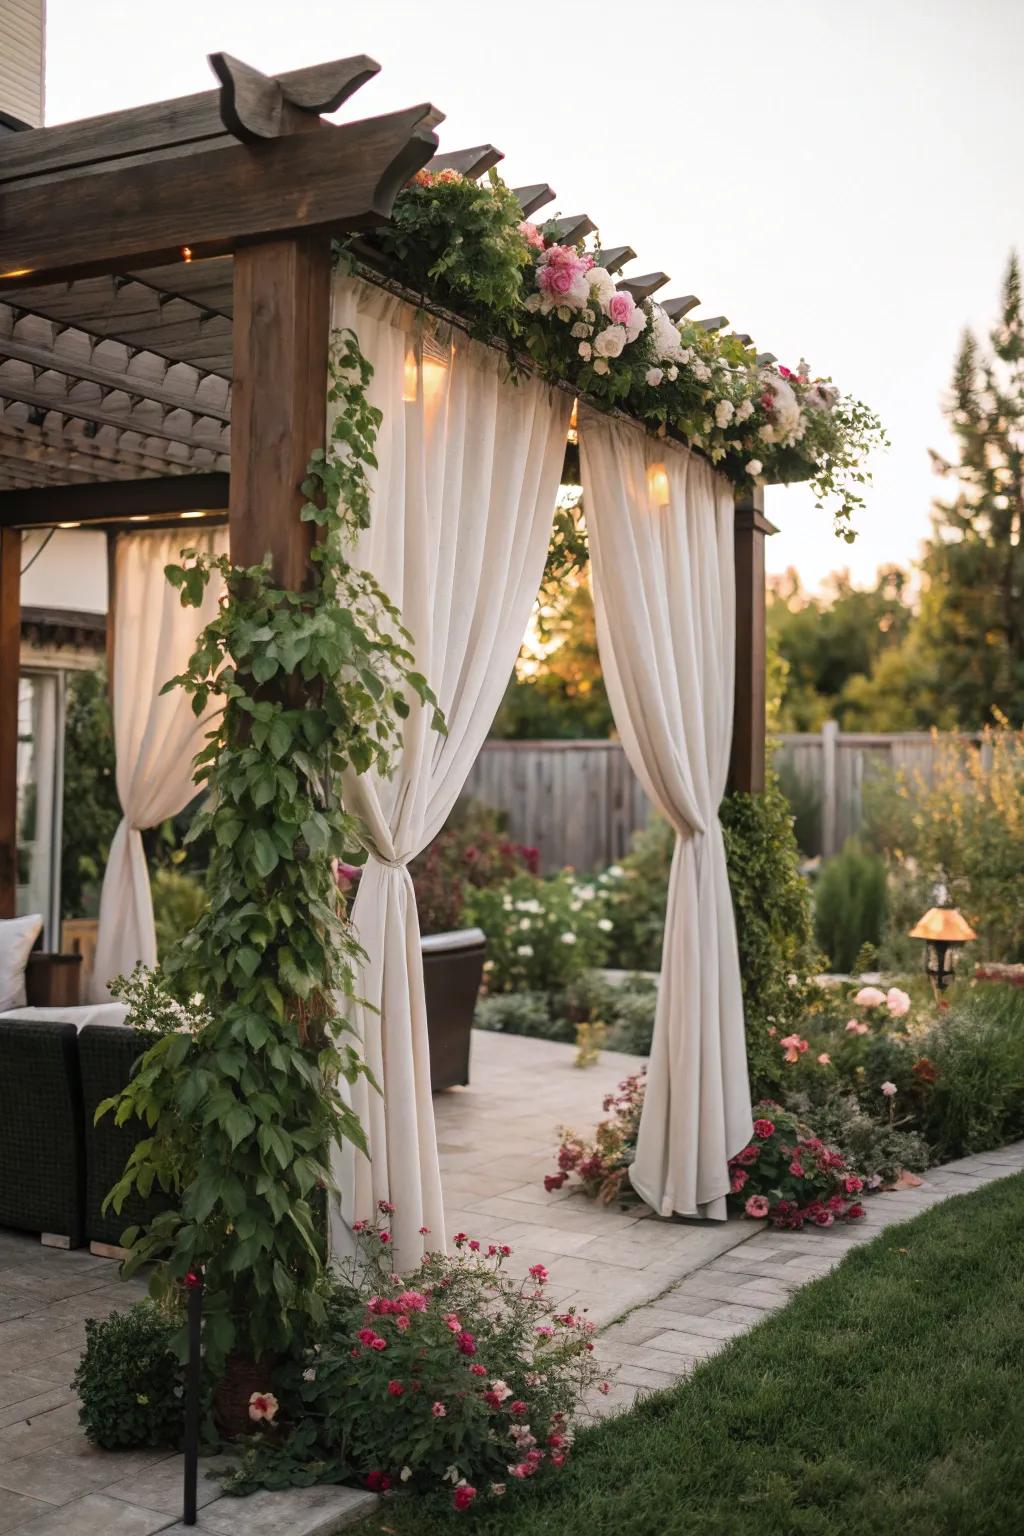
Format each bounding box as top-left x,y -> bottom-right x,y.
100,330 -> 441,1372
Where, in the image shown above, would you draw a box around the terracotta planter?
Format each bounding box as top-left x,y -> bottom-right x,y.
421,927 -> 486,1091
212,1351 -> 280,1440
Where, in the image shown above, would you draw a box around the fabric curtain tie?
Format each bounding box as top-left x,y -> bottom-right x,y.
366,850 -> 409,872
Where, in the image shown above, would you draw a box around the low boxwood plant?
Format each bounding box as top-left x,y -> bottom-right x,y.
73,1301 -> 184,1450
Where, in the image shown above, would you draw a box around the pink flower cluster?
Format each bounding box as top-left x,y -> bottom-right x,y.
535,244 -> 593,310
728,1104 -> 869,1231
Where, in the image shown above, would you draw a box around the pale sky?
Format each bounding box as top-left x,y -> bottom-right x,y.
43,0 -> 1024,592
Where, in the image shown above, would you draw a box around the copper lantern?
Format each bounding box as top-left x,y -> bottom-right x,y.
908,905 -> 976,992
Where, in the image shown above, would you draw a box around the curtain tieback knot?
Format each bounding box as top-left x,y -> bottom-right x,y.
367,850 -> 408,872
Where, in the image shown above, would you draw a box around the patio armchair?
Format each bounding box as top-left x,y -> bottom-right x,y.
0,1018 -> 86,1246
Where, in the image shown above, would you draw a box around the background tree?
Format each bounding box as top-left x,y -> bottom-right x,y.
911,252 -> 1024,726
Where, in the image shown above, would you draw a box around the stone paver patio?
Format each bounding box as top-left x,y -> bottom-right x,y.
1,1028 -> 1022,1532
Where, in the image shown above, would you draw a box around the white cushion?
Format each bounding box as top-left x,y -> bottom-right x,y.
0,913 -> 44,1012
0,1002 -> 129,1032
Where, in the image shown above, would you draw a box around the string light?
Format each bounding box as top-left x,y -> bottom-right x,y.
402,343 -> 419,402
647,461 -> 670,508
181,246 -> 193,263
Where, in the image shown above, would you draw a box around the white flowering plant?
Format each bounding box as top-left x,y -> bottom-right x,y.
221,1213 -> 607,1514
462,871 -> 615,993
351,172 -> 886,537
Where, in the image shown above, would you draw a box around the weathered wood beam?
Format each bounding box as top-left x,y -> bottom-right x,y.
617,272 -> 670,302
756,351 -> 777,366
0,56 -> 382,187
728,332 -> 753,346
513,184 -> 555,217
0,332 -> 232,421
0,471 -> 229,528
728,488 -> 777,796
229,236 -> 329,586
547,214 -> 596,245
697,316 -> 729,333
595,246 -> 635,274
1,103 -> 443,287
0,526 -> 20,915
0,414 -> 222,480
209,52 -> 377,142
428,145 -> 503,179
660,295 -> 700,320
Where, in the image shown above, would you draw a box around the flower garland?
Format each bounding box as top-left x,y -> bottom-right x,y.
352,171 -> 887,536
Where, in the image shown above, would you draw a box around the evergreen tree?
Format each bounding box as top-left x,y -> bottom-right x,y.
917,252 -> 1024,725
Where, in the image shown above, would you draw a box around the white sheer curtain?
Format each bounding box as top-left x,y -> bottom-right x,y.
89,527 -> 227,1001
329,274 -> 572,1271
580,407 -> 751,1219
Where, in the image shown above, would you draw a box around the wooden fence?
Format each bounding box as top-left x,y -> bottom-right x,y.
462,729 -> 988,872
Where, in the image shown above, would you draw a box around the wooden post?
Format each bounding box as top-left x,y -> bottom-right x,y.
0,527 -> 22,916
229,235 -> 332,584
728,489 -> 776,795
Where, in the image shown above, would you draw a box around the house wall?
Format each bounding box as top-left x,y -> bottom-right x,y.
0,0 -> 45,128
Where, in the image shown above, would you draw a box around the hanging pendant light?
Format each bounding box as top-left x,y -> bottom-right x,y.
647,461 -> 670,508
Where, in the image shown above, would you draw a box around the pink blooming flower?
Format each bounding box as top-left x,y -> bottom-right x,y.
535,1324 -> 554,1338
854,986 -> 887,1008
453,1232 -> 468,1247
395,1316 -> 410,1332
813,1210 -> 835,1227
817,1052 -> 832,1065
489,1380 -> 513,1403
843,1175 -> 864,1194
736,1144 -> 760,1166
365,1470 -> 391,1492
377,1199 -> 395,1215
598,1381 -> 611,1395
453,1483 -> 477,1512
845,1019 -> 870,1035
378,1231 -> 391,1245
431,1401 -> 447,1417
753,1118 -> 776,1139
468,1240 -> 480,1252
544,1173 -> 567,1193
608,291 -> 636,326
352,1220 -> 368,1233
519,220 -> 544,250
387,1380 -> 404,1397
780,1034 -> 809,1063
418,1225 -> 431,1235
510,1399 -> 529,1417
529,1265 -> 549,1283
745,1195 -> 770,1218
356,1328 -> 377,1346
397,1291 -> 427,1312
444,1313 -> 461,1332
470,1364 -> 487,1377
887,987 -> 911,1017
499,1244 -> 512,1258
248,1392 -> 278,1424
457,1331 -> 477,1356
730,1168 -> 748,1193
370,1338 -> 387,1352
881,1081 -> 898,1097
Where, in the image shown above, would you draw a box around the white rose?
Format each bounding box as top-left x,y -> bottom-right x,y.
645,367 -> 664,387
666,365 -> 679,381
597,918 -> 613,931
516,944 -> 534,957
560,932 -> 577,945
518,917 -> 531,930
587,267 -> 617,306
693,362 -> 711,383
571,321 -> 591,338
745,458 -> 763,476
736,398 -> 754,422
578,341 -> 592,361
524,292 -> 542,313
594,324 -> 627,359
592,357 -> 610,375
715,399 -> 735,428
759,424 -> 776,443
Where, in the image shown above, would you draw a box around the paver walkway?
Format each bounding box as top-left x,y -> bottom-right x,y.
1,1028 -> 1021,1532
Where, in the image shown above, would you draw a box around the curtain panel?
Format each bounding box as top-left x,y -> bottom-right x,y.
89,527 -> 227,1002
580,407 -> 752,1219
329,274 -> 573,1271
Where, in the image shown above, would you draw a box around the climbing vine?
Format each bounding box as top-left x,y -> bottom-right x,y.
100,329 -> 441,1372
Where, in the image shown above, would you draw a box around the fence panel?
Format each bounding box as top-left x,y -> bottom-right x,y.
463,730 -> 991,872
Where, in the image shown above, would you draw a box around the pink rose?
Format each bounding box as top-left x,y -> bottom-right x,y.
745,1195 -> 770,1219
845,1019 -> 869,1035
854,986 -> 887,1008
519,221 -> 544,250
730,1168 -> 748,1193
607,292 -> 636,327
886,987 -> 911,1017
753,1118 -> 776,1139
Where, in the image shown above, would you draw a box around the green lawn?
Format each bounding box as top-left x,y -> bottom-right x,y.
369,1174 -> 1024,1536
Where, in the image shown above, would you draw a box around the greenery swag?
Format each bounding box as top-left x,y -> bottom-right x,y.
100,329 -> 442,1372
354,169 -> 886,537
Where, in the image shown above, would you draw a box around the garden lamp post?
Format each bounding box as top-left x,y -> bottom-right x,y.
908,899 -> 976,993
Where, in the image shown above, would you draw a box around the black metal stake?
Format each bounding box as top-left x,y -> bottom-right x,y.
183,1270 -> 203,1526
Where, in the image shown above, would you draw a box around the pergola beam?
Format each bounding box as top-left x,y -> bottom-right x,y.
595,246 -> 635,274
660,295 -> 700,320
513,184 -> 555,217
428,145 -> 503,179
0,379 -> 226,452
0,472 -> 230,528
0,333 -> 232,422
1,103 -> 443,287
617,271 -> 670,302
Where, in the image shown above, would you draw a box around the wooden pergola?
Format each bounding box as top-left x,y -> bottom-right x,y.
0,51 -> 772,922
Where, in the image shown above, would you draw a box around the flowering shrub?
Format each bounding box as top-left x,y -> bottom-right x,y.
410,802 -> 538,935
351,173 -> 886,534
464,871 -> 613,993
728,1105 -> 867,1229
547,1074 -> 646,1203
223,1214 -> 606,1511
